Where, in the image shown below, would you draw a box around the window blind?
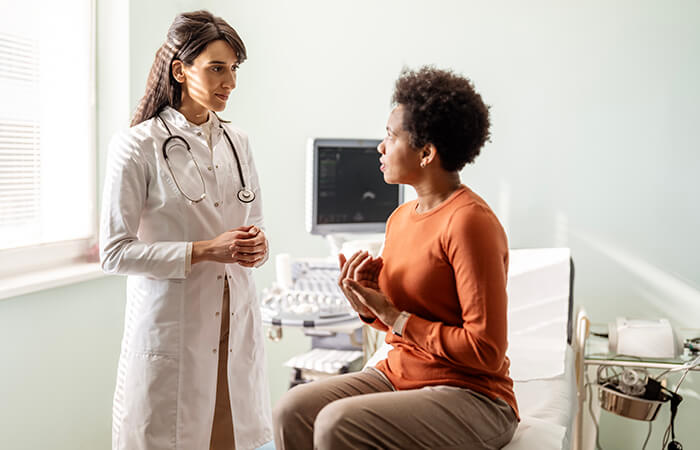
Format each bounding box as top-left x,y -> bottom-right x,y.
0,119 -> 41,227
0,0 -> 94,264
0,32 -> 41,242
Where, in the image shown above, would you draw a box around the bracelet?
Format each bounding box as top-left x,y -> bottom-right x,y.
391,311 -> 411,337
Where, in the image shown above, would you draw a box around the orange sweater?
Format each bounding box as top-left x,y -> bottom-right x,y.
373,185 -> 518,418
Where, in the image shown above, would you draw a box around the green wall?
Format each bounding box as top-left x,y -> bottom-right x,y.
0,277 -> 125,449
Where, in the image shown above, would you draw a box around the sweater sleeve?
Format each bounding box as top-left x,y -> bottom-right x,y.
401,205 -> 509,373
360,314 -> 390,332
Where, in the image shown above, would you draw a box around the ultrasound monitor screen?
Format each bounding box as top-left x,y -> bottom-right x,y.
316,145 -> 399,226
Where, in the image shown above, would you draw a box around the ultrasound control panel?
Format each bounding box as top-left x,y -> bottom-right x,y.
260,258 -> 358,327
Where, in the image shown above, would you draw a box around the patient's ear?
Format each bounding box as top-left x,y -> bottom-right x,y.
420,144 -> 438,168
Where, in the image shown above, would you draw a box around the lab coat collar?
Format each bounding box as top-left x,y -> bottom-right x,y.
210,112 -> 224,135
159,106 -> 190,131
160,106 -> 223,134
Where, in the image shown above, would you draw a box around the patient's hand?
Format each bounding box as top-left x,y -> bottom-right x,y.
342,278 -> 400,329
338,251 -> 376,318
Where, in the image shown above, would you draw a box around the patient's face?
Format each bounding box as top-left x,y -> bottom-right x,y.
377,105 -> 422,185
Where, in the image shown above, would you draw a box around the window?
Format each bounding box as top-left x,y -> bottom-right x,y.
0,0 -> 95,280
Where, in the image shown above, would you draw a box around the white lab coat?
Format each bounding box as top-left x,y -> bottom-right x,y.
100,107 -> 272,450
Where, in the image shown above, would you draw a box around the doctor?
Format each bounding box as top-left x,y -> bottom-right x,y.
100,10 -> 272,450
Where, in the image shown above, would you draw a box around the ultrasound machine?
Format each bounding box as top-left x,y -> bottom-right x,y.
260,138 -> 403,385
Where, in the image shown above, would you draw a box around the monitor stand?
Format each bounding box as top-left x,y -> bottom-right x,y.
326,233 -> 384,258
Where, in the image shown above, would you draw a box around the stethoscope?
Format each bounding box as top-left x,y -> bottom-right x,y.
157,114 -> 255,204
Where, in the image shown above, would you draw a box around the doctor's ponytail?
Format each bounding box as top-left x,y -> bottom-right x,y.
131,10 -> 246,127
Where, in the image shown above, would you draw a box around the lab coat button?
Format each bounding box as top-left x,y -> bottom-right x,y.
207,166 -> 213,171
215,311 -> 220,316
217,275 -> 223,280
197,131 -> 202,136
214,202 -> 220,207
212,348 -> 217,353
215,164 -> 219,169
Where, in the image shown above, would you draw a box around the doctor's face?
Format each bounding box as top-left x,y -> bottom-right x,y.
179,39 -> 239,112
377,105 -> 422,185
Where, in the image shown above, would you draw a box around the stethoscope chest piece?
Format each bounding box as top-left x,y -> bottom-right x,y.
238,188 -> 255,203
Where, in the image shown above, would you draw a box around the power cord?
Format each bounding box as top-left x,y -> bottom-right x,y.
657,353 -> 700,449
642,421 -> 653,450
585,370 -> 605,450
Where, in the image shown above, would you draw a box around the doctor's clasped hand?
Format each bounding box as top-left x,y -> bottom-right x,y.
192,225 -> 268,267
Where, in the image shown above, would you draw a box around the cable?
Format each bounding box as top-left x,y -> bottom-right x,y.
641,421 -> 652,450
660,361 -> 693,450
656,354 -> 698,449
585,371 -> 605,450
662,421 -> 672,450
656,353 -> 700,380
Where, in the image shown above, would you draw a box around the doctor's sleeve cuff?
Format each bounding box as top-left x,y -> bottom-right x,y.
185,242 -> 193,276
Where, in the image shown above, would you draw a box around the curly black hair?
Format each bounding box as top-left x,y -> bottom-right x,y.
392,66 -> 490,171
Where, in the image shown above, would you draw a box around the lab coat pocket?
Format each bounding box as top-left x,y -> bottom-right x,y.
117,351 -> 179,450
128,278 -> 183,355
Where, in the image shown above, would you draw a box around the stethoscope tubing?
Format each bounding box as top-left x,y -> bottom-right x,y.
157,113 -> 255,204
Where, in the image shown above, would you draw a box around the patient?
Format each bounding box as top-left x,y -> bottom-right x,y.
273,66 -> 519,450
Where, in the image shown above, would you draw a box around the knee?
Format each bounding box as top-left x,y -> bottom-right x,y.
313,401 -> 355,449
273,385 -> 311,430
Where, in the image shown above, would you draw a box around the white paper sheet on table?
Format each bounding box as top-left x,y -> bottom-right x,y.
507,248 -> 571,381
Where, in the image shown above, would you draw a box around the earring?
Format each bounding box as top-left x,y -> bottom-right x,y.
420,161 -> 426,168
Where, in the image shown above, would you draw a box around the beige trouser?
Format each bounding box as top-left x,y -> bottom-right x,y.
210,281 -> 235,450
273,368 -> 517,450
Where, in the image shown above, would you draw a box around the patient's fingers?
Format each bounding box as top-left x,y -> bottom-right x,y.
355,256 -> 372,279
346,251 -> 370,281
338,252 -> 360,299
338,252 -> 354,287
369,257 -> 384,278
355,256 -> 384,284
338,250 -> 361,286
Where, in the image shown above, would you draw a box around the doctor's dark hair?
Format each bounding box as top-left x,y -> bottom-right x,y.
392,66 -> 490,171
131,10 -> 246,126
